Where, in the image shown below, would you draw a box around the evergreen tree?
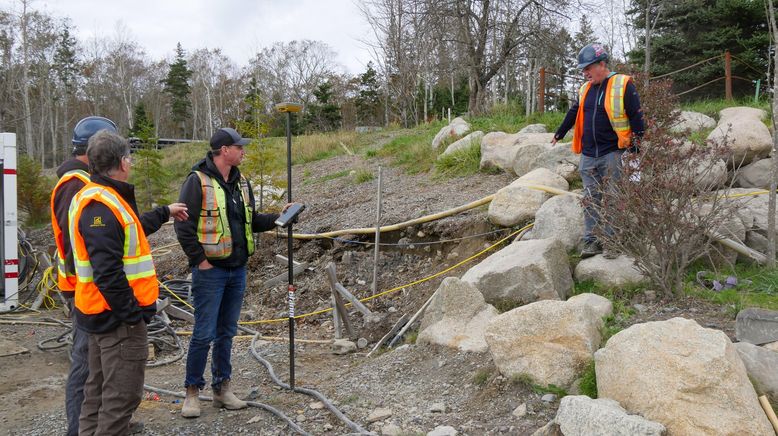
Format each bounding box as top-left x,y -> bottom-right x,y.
235,79 -> 285,210
628,0 -> 770,100
355,62 -> 382,126
128,102 -> 169,210
163,43 -> 192,137
305,80 -> 341,132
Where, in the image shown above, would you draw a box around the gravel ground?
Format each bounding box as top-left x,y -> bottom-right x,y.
3,150 -> 739,435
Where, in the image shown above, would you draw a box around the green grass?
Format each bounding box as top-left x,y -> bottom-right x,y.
571,279 -> 639,343
468,102 -> 566,134
377,125 -> 441,174
435,141 -> 482,178
578,360 -> 598,398
302,169 -> 350,186
510,373 -> 568,397
472,368 -> 492,386
684,263 -> 778,312
353,168 -> 375,184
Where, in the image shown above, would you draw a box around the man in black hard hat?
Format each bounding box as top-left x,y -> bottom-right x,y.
551,43 -> 645,259
51,116 -> 119,436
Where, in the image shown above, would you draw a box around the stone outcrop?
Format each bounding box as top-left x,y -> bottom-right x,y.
432,117 -> 470,149
485,299 -> 602,388
440,131 -> 484,157
488,168 -> 568,227
595,317 -> 772,436
555,396 -> 666,436
417,277 -> 498,353
574,255 -> 647,287
461,238 -> 572,307
529,193 -> 584,250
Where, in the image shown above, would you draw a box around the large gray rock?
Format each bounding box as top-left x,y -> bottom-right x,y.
461,238 -> 572,307
532,143 -> 581,182
707,117 -> 772,166
519,123 -> 548,133
574,255 -> 647,287
432,117 -> 470,149
566,293 -> 613,320
595,317 -> 773,436
480,131 -> 555,174
417,277 -> 498,353
734,341 -> 778,399
691,156 -> 728,190
719,106 -> 767,122
485,300 -> 603,388
513,143 -> 553,177
530,194 -> 584,250
734,157 -> 773,188
736,308 -> 778,344
480,131 -> 520,172
670,110 -> 716,133
555,395 -> 666,436
488,168 -> 569,227
440,131 -> 484,157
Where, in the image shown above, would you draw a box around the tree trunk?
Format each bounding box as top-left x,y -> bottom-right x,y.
20,0 -> 34,156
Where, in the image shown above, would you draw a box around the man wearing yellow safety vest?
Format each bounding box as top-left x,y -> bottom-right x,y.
51,116 -> 121,436
69,130 -> 188,435
552,43 -> 645,259
174,127 -> 295,418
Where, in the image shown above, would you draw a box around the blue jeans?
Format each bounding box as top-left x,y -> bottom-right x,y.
579,150 -> 624,243
185,265 -> 246,389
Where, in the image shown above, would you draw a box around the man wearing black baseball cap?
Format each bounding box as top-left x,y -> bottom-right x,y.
174,127 -> 289,418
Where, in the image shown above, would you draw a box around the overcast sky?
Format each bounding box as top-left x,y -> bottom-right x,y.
3,0 -> 376,74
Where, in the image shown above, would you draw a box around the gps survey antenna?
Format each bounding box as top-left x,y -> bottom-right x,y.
275,101 -> 303,389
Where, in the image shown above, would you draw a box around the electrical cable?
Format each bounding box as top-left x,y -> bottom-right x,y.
327,226 -> 512,247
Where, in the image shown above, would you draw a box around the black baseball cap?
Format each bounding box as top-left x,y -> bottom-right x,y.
210,127 -> 250,149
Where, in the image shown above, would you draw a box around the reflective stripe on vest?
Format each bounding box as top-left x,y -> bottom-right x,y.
68,183 -> 158,315
571,73 -> 633,154
51,169 -> 90,292
193,171 -> 255,260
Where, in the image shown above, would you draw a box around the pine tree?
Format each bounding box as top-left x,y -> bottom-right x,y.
128,103 -> 169,210
235,79 -> 285,210
163,43 -> 192,137
355,62 -> 382,126
305,81 -> 341,132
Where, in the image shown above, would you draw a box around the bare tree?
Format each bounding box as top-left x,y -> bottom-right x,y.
766,0 -> 778,266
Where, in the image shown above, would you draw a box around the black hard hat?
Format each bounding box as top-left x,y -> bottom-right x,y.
72,116 -> 118,155
577,43 -> 609,69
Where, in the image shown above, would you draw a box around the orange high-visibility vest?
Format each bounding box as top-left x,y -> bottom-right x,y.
571,73 -> 633,154
69,183 -> 158,315
50,169 -> 90,292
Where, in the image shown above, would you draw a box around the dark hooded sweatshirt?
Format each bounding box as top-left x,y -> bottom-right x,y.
53,158 -> 90,297
75,174 -> 170,333
174,151 -> 279,268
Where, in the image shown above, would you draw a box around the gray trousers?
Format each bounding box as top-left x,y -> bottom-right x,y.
65,299 -> 89,436
579,150 -> 624,243
78,322 -> 148,436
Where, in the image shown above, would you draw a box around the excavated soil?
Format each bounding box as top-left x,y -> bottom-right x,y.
1,152 -> 738,435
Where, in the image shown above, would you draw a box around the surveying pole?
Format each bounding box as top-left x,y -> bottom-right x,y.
275,102 -> 303,389
0,133 -> 18,313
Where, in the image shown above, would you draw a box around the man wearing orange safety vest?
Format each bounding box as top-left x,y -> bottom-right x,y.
50,116 -> 119,436
552,43 -> 645,259
69,130 -> 188,435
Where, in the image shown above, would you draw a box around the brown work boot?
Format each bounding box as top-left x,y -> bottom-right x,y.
181,385 -> 201,418
212,380 -> 247,410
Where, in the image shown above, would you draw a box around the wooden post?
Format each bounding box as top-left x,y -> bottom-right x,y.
371,166 -> 383,294
725,50 -> 732,101
537,67 -> 546,114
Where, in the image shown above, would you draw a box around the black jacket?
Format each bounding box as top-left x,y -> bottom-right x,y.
554,74 -> 645,158
75,174 -> 170,334
174,152 -> 279,268
53,158 -> 90,296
